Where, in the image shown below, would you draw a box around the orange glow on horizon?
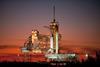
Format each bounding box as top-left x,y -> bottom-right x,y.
0,47 -> 21,54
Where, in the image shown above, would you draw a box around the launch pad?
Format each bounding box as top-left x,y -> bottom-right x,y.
45,53 -> 77,62
21,6 -> 72,62
21,6 -> 61,54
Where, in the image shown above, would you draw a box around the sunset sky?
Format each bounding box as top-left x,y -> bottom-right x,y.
0,0 -> 100,49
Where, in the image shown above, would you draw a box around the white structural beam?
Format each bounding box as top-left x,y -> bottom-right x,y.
56,32 -> 58,54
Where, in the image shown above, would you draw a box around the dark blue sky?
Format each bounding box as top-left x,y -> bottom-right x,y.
0,0 -> 100,48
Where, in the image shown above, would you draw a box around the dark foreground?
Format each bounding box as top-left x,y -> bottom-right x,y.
0,61 -> 100,67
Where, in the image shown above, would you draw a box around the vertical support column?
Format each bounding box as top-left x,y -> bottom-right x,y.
32,30 -> 34,44
56,32 -> 58,54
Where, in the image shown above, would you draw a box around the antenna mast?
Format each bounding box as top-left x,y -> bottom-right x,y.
53,5 -> 55,22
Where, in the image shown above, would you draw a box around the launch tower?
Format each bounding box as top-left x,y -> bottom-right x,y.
49,6 -> 59,54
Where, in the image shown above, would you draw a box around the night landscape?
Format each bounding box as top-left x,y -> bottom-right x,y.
0,0 -> 100,66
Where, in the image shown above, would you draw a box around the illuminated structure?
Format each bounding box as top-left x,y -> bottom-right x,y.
49,6 -> 59,54
21,30 -> 49,53
45,6 -> 78,62
21,30 -> 40,53
45,6 -> 62,60
21,6 -> 61,54
21,5 -> 78,62
31,30 -> 39,45
18,5 -> 96,62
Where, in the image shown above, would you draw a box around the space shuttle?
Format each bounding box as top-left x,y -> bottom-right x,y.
48,6 -> 59,54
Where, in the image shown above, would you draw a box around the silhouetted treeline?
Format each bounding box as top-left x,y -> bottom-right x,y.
0,59 -> 100,67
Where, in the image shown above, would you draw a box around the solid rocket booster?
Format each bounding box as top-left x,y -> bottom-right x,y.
56,32 -> 58,54
50,34 -> 53,49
